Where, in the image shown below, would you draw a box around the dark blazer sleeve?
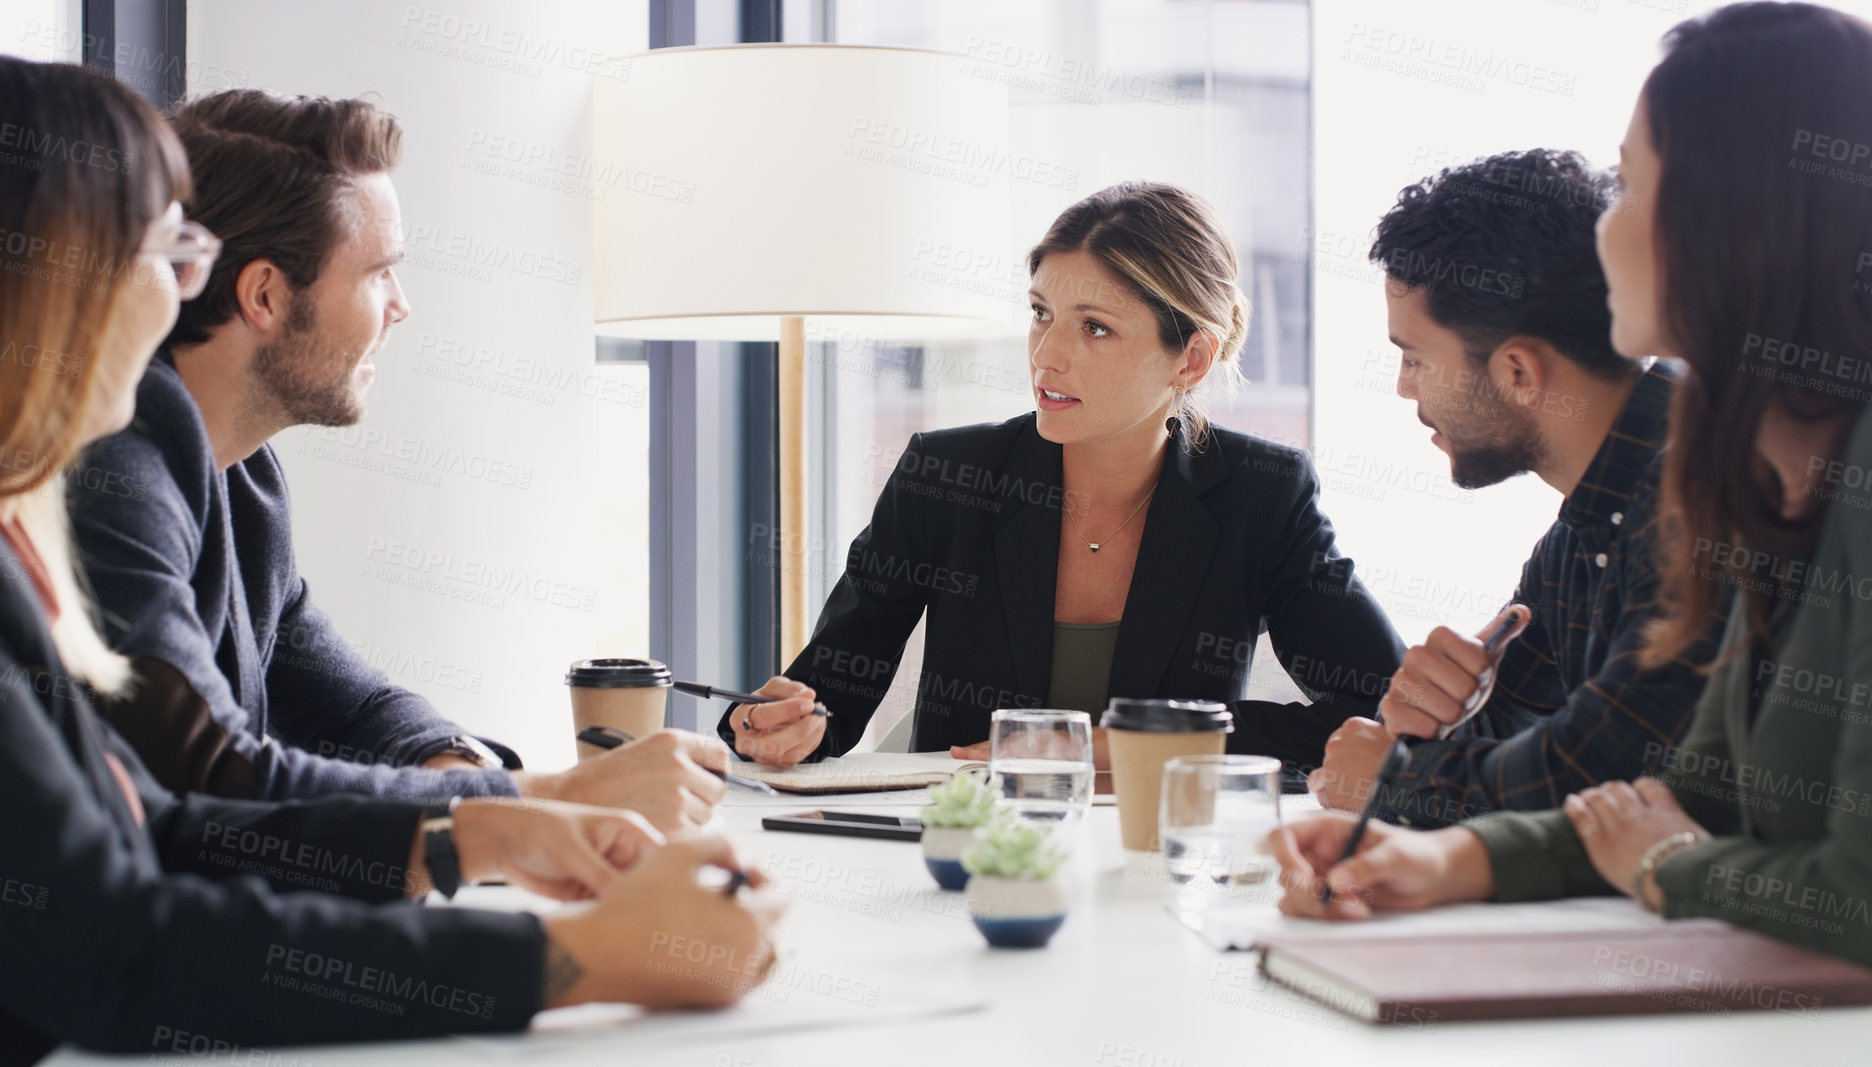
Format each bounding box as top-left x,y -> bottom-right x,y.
719,434 -> 934,760
0,673 -> 543,1052
1229,447 -> 1405,765
70,431 -> 516,801
103,727 -> 424,904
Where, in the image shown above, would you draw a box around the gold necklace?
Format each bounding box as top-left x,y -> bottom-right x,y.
1065,487 -> 1155,553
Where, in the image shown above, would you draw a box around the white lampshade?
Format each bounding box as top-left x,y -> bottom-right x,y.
593,44 -> 1015,341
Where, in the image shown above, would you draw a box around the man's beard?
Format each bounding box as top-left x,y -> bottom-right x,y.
1439,401 -> 1544,490
251,294 -> 370,428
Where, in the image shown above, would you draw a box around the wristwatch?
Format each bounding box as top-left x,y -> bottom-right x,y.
431,735 -> 504,769
421,796 -> 465,898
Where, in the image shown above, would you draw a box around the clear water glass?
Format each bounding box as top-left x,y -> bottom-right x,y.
989,709 -> 1094,822
1159,755 -> 1282,888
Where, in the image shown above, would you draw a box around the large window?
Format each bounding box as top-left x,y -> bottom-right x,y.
817,0 -> 1314,747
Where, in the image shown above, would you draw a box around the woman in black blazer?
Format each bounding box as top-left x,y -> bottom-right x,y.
726,183 -> 1403,769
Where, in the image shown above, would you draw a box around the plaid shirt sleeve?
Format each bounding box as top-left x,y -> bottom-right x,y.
1371,487 -> 1713,828
1466,549 -> 1567,740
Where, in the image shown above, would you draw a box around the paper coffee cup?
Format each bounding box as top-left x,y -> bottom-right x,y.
1103,698 -> 1233,851
565,658 -> 672,761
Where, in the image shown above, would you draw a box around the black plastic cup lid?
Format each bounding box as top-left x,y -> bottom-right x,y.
564,658 -> 672,688
1101,698 -> 1233,733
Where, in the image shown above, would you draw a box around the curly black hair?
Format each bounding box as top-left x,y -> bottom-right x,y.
1368,148 -> 1625,380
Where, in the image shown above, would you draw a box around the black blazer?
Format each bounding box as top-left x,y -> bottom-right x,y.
720,414 -> 1404,768
0,540 -> 542,1062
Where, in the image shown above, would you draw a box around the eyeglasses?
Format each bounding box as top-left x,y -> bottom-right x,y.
140,219 -> 222,301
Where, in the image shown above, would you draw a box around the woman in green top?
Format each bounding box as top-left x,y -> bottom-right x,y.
1272,1 -> 1872,969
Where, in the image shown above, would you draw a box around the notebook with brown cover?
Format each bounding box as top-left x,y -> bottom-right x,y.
1258,919 -> 1872,1024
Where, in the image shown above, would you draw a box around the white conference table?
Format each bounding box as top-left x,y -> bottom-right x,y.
61,790 -> 1871,1066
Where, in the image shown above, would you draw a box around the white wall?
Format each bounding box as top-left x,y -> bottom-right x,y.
1308,0 -> 1856,643
3,0 -> 81,63
188,0 -> 650,770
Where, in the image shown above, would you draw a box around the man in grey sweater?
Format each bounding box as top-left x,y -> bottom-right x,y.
69,89 -> 817,826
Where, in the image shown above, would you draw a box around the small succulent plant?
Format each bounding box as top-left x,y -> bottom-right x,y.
921,767 -> 1006,829
961,821 -> 1068,881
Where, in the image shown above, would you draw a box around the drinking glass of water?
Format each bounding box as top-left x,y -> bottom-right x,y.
1159,755 -> 1282,888
989,709 -> 1094,822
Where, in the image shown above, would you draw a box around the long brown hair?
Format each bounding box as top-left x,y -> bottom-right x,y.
1028,182 -> 1249,450
0,57 -> 191,690
1641,3 -> 1872,669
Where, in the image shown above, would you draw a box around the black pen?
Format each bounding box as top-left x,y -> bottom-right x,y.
673,680 -> 832,716
674,680 -> 775,705
720,869 -> 751,897
1319,738 -> 1410,905
575,725 -> 779,795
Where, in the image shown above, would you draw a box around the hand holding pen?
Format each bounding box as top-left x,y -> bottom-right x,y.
577,676 -> 835,792
1377,602 -> 1533,741
1269,771 -> 1500,921
724,675 -> 831,770
578,726 -> 780,795
1318,738 -> 1409,904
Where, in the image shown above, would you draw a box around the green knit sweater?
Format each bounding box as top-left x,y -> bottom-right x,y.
1468,406 -> 1872,969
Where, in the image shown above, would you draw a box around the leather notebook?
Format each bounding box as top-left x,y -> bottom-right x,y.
1258,919 -> 1872,1024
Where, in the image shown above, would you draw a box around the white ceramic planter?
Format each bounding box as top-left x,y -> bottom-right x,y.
919,825 -> 979,891
965,875 -> 1069,948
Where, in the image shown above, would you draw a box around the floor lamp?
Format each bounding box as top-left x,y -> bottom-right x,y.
594,44 -> 1013,665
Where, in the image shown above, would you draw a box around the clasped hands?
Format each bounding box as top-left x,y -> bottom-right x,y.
407,798 -> 788,1011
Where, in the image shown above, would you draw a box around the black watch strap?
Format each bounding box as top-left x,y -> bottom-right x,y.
420,797 -> 464,898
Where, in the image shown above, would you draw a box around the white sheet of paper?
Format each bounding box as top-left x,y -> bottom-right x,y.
449,979 -> 986,1059
1171,894 -> 1663,952
731,752 -> 985,794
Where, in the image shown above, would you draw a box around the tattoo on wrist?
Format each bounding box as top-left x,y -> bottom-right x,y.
542,937 -> 584,1004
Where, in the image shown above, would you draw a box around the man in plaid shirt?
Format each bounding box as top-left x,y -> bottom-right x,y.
1309,149 -> 1721,827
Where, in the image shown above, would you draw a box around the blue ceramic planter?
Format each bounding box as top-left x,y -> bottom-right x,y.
965,875 -> 1068,949
925,856 -> 970,892
971,914 -> 1067,948
920,826 -> 979,891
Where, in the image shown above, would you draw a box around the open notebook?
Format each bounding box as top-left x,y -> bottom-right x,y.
733,752 -> 987,794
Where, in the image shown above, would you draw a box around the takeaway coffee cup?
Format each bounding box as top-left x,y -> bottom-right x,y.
1102,698 -> 1234,851
565,658 -> 672,761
